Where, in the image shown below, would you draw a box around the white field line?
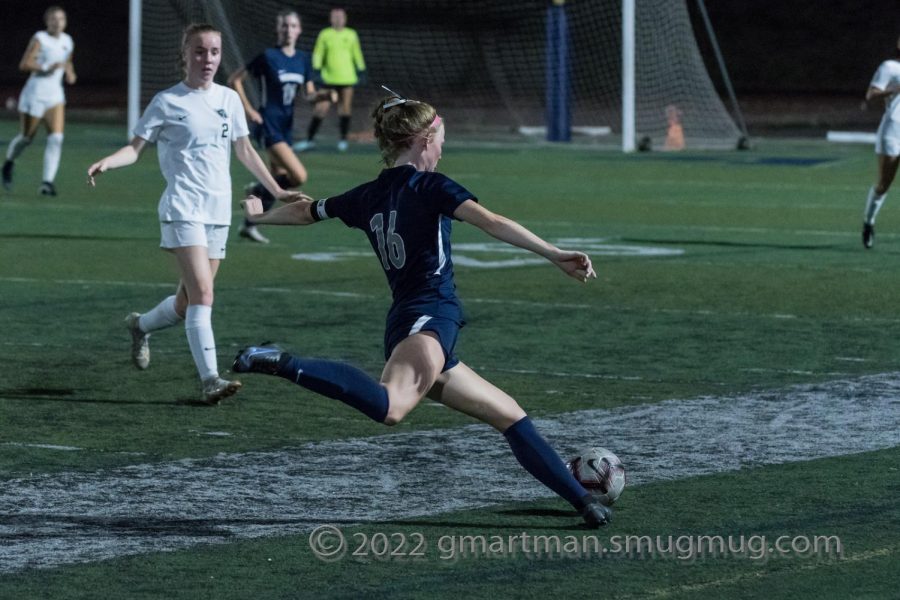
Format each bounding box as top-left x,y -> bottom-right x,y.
4,276 -> 900,325
512,221 -> 893,239
623,197 -> 850,210
1,206 -> 882,238
1,443 -> 81,451
1,372 -> 898,572
0,201 -> 155,215
635,544 -> 900,600
483,367 -> 645,381
0,277 -> 371,299
740,367 -> 848,377
643,224 -> 887,239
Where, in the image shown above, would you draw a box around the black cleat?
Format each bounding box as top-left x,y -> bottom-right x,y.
39,181 -> 57,196
233,344 -> 285,374
242,181 -> 266,198
863,222 -> 875,249
581,498 -> 613,528
2,160 -> 12,191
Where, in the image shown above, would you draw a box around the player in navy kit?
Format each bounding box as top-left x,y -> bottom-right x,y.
234,91 -> 611,528
229,9 -> 336,243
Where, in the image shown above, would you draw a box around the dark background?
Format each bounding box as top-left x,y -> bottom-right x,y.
0,0 -> 898,131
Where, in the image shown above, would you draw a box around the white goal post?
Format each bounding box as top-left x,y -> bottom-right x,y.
127,0 -> 141,139
622,0 -> 636,152
127,0 -> 746,151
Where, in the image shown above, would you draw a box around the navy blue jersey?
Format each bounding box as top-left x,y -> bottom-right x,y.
321,165 -> 477,317
247,47 -> 312,117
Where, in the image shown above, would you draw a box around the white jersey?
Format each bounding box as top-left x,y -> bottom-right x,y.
134,82 -> 249,225
871,59 -> 900,122
18,30 -> 73,109
871,60 -> 900,156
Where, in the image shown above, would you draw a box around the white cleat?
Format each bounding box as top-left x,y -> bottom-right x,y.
337,140 -> 349,152
293,140 -> 316,153
239,224 -> 270,244
125,312 -> 150,370
202,376 -> 242,405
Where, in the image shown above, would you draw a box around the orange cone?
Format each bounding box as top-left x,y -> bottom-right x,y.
664,105 -> 685,151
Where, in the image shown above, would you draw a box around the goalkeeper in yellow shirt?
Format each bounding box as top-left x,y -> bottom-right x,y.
294,8 -> 366,153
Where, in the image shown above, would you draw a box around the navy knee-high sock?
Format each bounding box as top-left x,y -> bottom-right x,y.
276,355 -> 389,423
307,117 -> 323,141
274,174 -> 293,190
503,416 -> 592,510
245,182 -> 276,227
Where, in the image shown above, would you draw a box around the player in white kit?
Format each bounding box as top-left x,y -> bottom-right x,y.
87,24 -> 306,404
2,6 -> 76,196
861,35 -> 900,249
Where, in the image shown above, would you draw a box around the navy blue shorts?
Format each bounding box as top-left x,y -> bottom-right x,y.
384,313 -> 462,372
258,111 -> 294,148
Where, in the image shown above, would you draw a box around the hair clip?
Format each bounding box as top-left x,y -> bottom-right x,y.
381,84 -> 408,109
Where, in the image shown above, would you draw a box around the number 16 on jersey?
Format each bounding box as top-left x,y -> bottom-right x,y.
370,210 -> 406,270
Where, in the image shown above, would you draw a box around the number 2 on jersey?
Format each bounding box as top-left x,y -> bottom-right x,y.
370,211 -> 406,270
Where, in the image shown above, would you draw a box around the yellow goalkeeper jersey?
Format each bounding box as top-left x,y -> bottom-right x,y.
312,27 -> 366,86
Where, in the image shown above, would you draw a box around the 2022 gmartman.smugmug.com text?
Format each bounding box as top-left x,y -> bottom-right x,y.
308,525 -> 844,563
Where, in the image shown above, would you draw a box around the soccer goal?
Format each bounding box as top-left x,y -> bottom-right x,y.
128,0 -> 747,151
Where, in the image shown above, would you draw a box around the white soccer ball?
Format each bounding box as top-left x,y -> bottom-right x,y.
567,447 -> 626,506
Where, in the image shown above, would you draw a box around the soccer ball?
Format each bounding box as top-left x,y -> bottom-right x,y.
567,447 -> 626,506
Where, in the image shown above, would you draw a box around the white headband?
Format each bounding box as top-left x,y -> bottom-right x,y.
381,84 -> 409,109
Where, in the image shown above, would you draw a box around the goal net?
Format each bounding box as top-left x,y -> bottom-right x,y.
135,0 -> 743,149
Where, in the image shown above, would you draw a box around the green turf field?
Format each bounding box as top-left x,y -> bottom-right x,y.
1,121 -> 898,598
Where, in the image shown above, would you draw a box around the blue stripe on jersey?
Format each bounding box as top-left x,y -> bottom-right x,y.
323,165 -> 476,311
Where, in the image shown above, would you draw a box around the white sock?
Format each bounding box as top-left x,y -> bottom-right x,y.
6,134 -> 31,161
185,304 -> 218,381
138,295 -> 182,333
864,187 -> 887,225
43,133 -> 63,182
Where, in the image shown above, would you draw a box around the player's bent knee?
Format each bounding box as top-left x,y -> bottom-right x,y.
492,408 -> 528,432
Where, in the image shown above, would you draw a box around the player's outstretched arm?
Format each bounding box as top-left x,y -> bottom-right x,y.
228,67 -> 263,125
454,200 -> 596,282
242,195 -> 315,226
233,136 -> 304,203
303,81 -> 338,104
865,84 -> 900,104
64,51 -> 76,85
86,137 -> 147,186
18,38 -> 42,74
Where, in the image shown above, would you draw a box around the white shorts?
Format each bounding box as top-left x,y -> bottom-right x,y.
875,117 -> 900,157
160,221 -> 229,259
17,88 -> 64,118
